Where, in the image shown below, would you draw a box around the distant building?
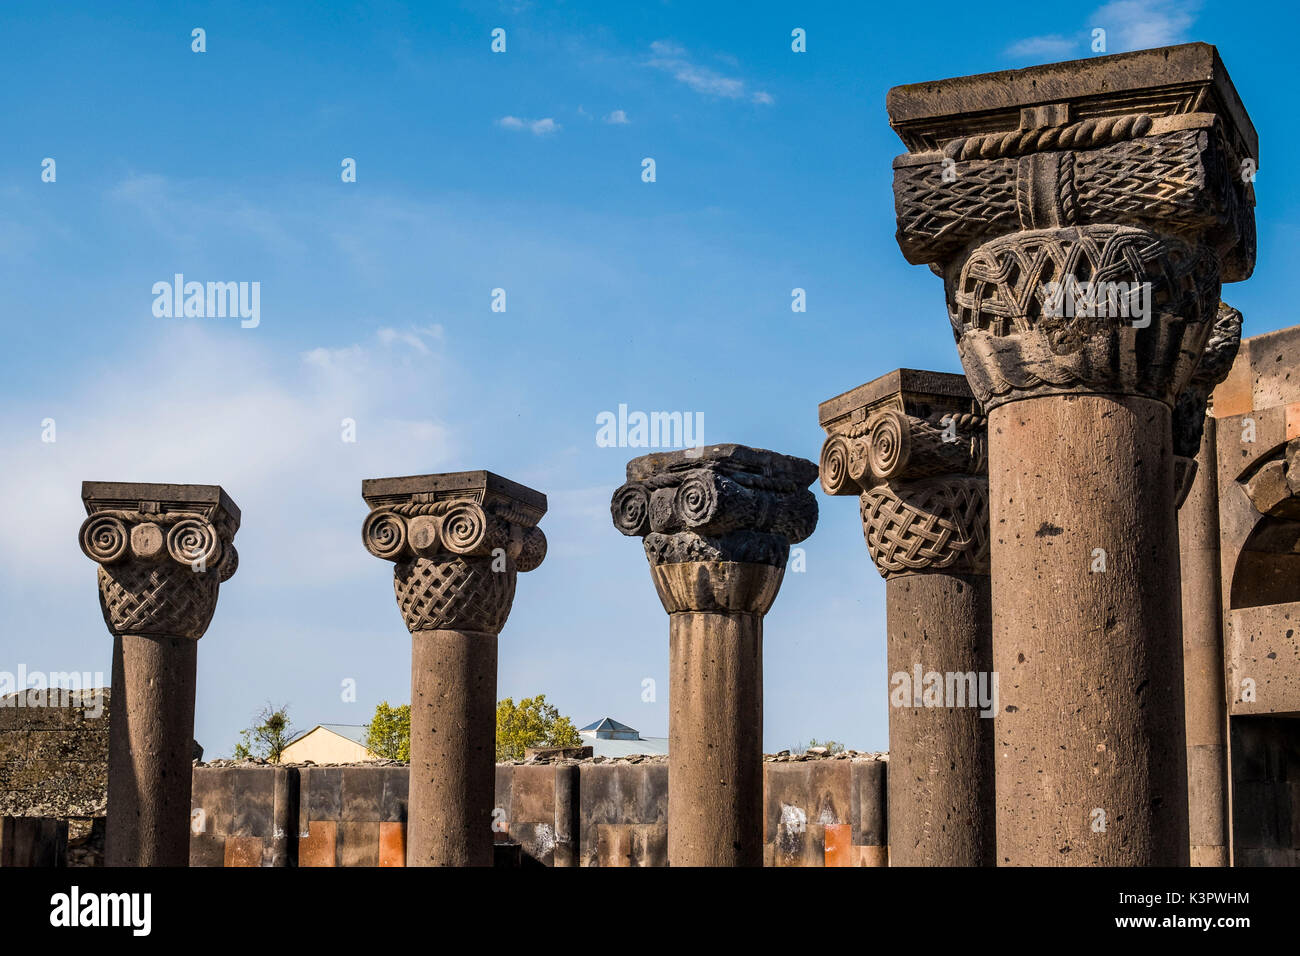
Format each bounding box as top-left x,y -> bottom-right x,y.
280,724 -> 379,764
578,717 -> 668,758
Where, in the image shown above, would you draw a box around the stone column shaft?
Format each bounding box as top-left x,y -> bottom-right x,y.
107,634 -> 197,867
1179,416 -> 1231,866
362,470 -> 547,867
612,444 -> 818,867
408,628 -> 498,867
990,394 -> 1187,863
886,574 -> 993,865
80,481 -> 240,867
668,604 -> 764,866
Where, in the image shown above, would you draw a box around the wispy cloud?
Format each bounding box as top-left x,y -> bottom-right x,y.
604,109 -> 629,125
497,115 -> 561,135
1005,34 -> 1080,59
1005,0 -> 1200,61
646,40 -> 772,105
1092,0 -> 1199,51
375,324 -> 444,354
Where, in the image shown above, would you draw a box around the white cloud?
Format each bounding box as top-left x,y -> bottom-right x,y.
0,323 -> 458,581
1005,34 -> 1080,59
1005,0 -> 1200,61
1092,0 -> 1199,51
604,109 -> 629,125
646,40 -> 772,105
376,324 -> 444,354
497,115 -> 561,135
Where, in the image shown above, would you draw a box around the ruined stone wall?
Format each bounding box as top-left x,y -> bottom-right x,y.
0,689 -> 107,819
1210,324 -> 1300,866
184,752 -> 887,867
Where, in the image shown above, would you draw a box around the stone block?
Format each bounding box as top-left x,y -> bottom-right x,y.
341,766 -> 384,822
378,821 -> 406,866
298,820 -> 337,867
595,823 -> 666,867
338,821 -> 380,867
509,764 -> 555,824
823,823 -> 851,866
223,835 -> 263,868
772,821 -> 825,867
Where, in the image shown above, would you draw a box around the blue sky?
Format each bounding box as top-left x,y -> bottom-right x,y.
0,0 -> 1294,755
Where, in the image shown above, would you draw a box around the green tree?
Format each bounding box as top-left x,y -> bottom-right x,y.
232,703 -> 296,762
365,701 -> 411,760
495,695 -> 582,761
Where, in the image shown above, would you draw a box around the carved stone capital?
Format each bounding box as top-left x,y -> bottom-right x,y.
889,44 -> 1257,411
79,482 -> 240,640
820,370 -> 989,578
362,471 -> 546,635
612,444 -> 818,613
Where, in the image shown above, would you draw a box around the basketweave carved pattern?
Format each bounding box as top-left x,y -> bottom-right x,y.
1074,129 -> 1217,231
392,555 -> 517,634
96,561 -> 219,639
860,477 -> 990,577
894,157 -> 1019,260
895,128 -> 1251,274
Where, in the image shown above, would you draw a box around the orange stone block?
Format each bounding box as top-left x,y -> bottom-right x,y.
223,836 -> 263,868
298,821 -> 337,867
823,824 -> 852,867
1211,359 -> 1253,418
379,822 -> 406,867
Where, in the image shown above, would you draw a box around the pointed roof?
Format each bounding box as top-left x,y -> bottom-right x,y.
578,717 -> 640,740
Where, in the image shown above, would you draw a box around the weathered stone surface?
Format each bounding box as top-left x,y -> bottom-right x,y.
363,471 -> 546,868
80,482 -> 240,640
80,481 -> 240,868
1179,418 -> 1230,866
612,444 -> 817,867
0,689 -> 108,819
889,46 -> 1256,866
820,370 -> 993,866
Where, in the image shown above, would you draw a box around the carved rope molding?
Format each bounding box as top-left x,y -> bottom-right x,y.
79,509 -> 239,639
363,499 -> 545,635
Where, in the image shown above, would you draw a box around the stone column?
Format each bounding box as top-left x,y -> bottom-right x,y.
819,369 -> 994,866
888,44 -> 1257,865
79,481 -> 240,867
362,471 -> 546,867
611,444 -> 818,866
1174,303 -> 1242,866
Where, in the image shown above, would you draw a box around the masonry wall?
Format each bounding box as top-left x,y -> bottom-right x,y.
0,689 -> 107,819
185,754 -> 887,867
